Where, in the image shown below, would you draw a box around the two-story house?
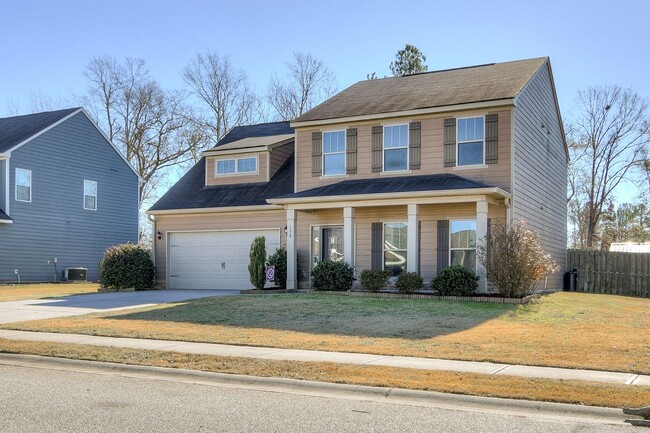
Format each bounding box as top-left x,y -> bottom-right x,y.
148,57 -> 567,292
0,108 -> 140,282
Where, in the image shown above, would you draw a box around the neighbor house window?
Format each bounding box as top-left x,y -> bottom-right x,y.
383,124 -> 408,171
15,168 -> 31,202
322,131 -> 346,176
384,222 -> 407,275
457,116 -> 485,166
450,220 -> 477,271
84,180 -> 97,210
216,157 -> 257,175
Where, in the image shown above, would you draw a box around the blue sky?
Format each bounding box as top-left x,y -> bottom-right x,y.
1,0 -> 648,199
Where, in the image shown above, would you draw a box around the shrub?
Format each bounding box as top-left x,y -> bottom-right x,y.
311,260 -> 354,291
248,236 -> 267,290
431,265 -> 479,296
267,247 -> 287,289
99,243 -> 155,291
359,269 -> 390,292
477,220 -> 560,298
395,272 -> 423,294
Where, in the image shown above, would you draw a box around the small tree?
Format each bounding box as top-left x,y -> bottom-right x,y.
267,247 -> 287,289
248,236 -> 267,290
477,221 -> 559,298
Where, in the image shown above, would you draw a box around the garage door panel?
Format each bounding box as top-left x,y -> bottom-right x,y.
169,230 -> 279,290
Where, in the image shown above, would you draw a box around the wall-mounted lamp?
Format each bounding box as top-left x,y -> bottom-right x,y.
156,231 -> 163,241
284,225 -> 287,234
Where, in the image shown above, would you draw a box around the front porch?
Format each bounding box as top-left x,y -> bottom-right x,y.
270,176 -> 511,293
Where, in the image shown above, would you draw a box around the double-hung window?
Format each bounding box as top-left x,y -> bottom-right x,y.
457,116 -> 485,166
15,168 -> 31,202
216,157 -> 257,175
383,124 -> 408,171
84,180 -> 97,210
384,222 -> 408,275
322,131 -> 346,176
450,220 -> 477,271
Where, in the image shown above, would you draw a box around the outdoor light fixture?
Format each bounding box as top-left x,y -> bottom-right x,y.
156,231 -> 163,241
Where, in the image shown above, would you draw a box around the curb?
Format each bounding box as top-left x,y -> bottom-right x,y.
0,353 -> 626,425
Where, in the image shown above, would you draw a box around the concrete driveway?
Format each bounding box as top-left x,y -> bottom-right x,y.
0,290 -> 239,324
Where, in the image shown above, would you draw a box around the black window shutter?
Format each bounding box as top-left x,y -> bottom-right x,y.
371,222 -> 382,270
437,220 -> 450,272
312,131 -> 322,176
409,121 -> 421,170
485,114 -> 498,164
346,128 -> 357,174
371,126 -> 383,173
443,119 -> 456,167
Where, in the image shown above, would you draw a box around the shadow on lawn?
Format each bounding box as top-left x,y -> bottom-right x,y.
106,294 -> 516,340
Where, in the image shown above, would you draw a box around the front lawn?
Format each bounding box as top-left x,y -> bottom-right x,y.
3,292 -> 649,374
0,283 -> 100,302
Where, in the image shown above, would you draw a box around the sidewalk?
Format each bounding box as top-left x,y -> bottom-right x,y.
1,329 -> 648,386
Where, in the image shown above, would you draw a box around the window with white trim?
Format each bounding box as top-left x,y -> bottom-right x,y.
450,220 -> 477,271
384,222 -> 407,275
216,157 -> 257,175
15,168 -> 31,202
457,116 -> 485,166
383,124 -> 408,171
84,180 -> 97,210
322,131 -> 346,176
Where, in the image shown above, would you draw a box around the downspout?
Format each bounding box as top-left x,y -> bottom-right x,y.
148,214 -> 156,268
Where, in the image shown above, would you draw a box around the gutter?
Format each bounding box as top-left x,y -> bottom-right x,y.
147,204 -> 283,216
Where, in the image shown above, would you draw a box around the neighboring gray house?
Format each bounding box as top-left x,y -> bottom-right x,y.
0,108 -> 139,282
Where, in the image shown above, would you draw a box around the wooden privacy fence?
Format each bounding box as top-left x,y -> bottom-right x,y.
567,249 -> 650,297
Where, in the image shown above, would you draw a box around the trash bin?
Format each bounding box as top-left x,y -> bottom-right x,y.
563,269 -> 578,291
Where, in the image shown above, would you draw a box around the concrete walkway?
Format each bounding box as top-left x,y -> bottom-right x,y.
0,329 -> 648,387
0,290 -> 239,324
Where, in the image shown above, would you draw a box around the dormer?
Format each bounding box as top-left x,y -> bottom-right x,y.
202,122 -> 294,186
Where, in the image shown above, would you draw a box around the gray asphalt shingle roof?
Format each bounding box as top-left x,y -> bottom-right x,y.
214,121 -> 294,148
293,58 -> 547,123
0,209 -> 12,222
276,173 -> 493,200
0,108 -> 80,153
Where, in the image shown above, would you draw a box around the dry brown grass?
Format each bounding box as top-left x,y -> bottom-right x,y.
0,283 -> 100,302
0,338 -> 648,409
3,292 -> 649,374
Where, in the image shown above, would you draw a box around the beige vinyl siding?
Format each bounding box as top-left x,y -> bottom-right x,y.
513,62 -> 567,289
269,142 -> 294,178
154,210 -> 286,288
205,152 -> 268,186
294,109 -> 512,193
293,203 -> 505,286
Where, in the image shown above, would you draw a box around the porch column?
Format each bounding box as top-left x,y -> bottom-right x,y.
407,204 -> 419,273
286,208 -> 297,290
476,200 -> 489,293
343,207 -> 355,266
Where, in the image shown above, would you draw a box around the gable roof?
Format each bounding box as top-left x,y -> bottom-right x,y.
214,121 -> 294,148
148,153 -> 294,212
293,57 -> 548,124
0,108 -> 80,153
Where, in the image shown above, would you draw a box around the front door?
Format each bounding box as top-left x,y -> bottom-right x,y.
321,226 -> 344,262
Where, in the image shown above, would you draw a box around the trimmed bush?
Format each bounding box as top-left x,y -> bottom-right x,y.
99,243 -> 155,291
311,260 -> 354,291
359,269 -> 390,292
267,247 -> 287,289
431,265 -> 479,296
248,236 -> 267,290
395,272 -> 423,294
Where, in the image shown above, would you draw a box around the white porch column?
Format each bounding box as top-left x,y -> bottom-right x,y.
286,208 -> 297,290
407,204 -> 419,273
343,207 -> 355,266
476,200 -> 489,293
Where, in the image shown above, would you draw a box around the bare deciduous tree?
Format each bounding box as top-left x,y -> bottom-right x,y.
568,85 -> 650,248
84,55 -> 200,209
267,52 -> 337,121
182,51 -> 259,149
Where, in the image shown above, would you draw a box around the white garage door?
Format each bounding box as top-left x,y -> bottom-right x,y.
168,230 -> 280,290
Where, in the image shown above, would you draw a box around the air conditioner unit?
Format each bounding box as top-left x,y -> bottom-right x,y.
65,267 -> 87,282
